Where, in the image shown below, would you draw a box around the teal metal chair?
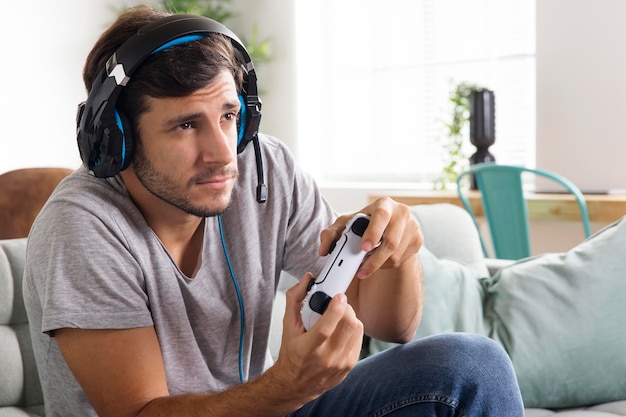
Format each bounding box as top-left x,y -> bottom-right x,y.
456,163 -> 592,260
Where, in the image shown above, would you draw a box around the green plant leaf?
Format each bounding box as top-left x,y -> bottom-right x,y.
156,0 -> 273,64
161,0 -> 236,22
241,25 -> 272,63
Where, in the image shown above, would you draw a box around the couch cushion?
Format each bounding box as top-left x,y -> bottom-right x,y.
0,406 -> 45,417
526,399 -> 626,416
483,217 -> 626,409
0,239 -> 28,325
412,247 -> 488,338
0,238 -> 43,412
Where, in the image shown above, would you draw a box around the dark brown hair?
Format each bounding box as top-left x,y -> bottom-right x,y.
83,5 -> 243,138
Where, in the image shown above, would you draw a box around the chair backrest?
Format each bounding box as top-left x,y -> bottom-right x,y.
0,237 -> 44,416
456,163 -> 592,260
0,167 -> 74,239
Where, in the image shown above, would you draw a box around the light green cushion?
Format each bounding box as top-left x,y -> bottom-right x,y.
370,246 -> 488,354
483,218 -> 626,408
0,238 -> 43,412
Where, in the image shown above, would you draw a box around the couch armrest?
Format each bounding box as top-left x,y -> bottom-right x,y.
410,204 -> 489,276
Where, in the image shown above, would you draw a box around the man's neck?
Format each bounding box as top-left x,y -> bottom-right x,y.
120,169 -> 205,276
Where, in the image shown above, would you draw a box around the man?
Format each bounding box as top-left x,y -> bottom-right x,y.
23,5 -> 524,417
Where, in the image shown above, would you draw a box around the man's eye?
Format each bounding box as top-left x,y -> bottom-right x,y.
225,112 -> 238,122
179,122 -> 192,130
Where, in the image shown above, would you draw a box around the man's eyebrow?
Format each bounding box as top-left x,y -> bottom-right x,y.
162,112 -> 204,127
224,99 -> 241,112
157,96 -> 241,126
161,101 -> 240,127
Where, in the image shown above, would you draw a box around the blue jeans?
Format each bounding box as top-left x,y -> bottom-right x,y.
289,333 -> 524,417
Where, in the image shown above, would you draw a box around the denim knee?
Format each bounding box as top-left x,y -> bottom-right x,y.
410,332 -> 524,415
292,333 -> 524,417
362,333 -> 524,413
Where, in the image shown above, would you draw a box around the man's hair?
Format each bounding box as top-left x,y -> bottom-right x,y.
83,5 -> 244,139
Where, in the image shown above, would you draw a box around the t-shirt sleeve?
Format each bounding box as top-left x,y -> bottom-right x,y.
26,196 -> 153,334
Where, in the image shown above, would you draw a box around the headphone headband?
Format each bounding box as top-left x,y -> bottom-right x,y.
77,14 -> 262,178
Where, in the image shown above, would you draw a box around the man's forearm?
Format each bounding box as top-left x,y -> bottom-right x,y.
353,253 -> 423,343
138,366 -> 308,417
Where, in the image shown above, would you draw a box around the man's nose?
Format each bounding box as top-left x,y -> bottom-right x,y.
200,124 -> 236,163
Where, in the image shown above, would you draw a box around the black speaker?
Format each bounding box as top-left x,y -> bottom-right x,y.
469,89 -> 496,189
470,89 -> 495,150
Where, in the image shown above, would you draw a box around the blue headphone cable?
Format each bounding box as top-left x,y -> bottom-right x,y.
217,215 -> 246,383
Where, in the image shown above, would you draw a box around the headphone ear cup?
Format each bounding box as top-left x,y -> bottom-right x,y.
236,92 -> 262,154
79,108 -> 134,178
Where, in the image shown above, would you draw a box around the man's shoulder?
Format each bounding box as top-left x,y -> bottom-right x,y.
254,133 -> 300,176
30,168 -> 138,243
47,168 -> 129,209
257,133 -> 294,159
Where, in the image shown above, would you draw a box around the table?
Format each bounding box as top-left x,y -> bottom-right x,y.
369,191 -> 626,223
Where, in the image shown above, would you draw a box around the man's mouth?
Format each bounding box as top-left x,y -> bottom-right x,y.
196,175 -> 235,191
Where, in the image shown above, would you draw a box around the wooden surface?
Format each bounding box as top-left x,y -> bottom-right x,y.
370,191 -> 626,223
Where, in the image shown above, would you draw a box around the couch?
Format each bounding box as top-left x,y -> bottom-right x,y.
3,203 -> 625,415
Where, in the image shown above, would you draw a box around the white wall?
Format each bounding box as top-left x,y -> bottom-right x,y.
536,0 -> 626,194
228,0 -> 298,152
0,0 -> 132,172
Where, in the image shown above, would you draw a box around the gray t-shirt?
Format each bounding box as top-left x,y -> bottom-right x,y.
23,134 -> 334,416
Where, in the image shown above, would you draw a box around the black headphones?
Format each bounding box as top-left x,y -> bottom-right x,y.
76,14 -> 267,202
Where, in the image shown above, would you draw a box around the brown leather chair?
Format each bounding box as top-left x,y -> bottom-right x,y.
0,167 -> 74,239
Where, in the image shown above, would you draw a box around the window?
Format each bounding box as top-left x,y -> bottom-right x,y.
295,0 -> 536,185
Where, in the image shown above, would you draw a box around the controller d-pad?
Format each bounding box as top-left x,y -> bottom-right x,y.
309,291 -> 332,314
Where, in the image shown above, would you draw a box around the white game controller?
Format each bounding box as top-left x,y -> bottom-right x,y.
301,213 -> 379,331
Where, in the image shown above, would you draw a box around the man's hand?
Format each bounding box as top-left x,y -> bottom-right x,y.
319,197 -> 423,280
268,273 -> 364,406
319,197 -> 423,343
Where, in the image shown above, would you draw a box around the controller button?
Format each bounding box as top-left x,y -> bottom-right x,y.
309,291 -> 332,314
306,277 -> 316,292
351,217 -> 369,237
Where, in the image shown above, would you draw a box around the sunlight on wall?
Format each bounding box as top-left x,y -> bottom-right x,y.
0,1 -> 137,172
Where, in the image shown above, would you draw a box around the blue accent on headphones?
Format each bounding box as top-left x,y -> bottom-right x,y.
152,34 -> 205,54
113,110 -> 126,168
238,94 -> 246,146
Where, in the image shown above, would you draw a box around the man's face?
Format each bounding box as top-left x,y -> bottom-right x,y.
131,70 -> 240,217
